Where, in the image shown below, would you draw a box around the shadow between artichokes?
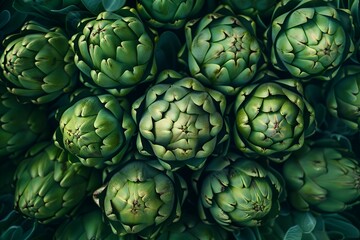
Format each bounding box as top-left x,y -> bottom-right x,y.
136,0 -> 205,29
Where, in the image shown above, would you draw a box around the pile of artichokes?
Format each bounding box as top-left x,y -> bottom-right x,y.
1,0 -> 360,239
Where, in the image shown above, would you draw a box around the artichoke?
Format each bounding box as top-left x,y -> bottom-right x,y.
180,5 -> 263,96
233,73 -> 316,162
131,70 -> 230,171
194,152 -> 283,231
0,21 -> 78,104
136,0 -> 205,29
70,9 -> 157,97
283,138 -> 360,213
266,0 -> 354,80
0,85 -> 49,157
13,142 -> 102,223
326,64 -> 360,131
0,194 -> 55,239
94,158 -> 188,239
54,93 -> 136,169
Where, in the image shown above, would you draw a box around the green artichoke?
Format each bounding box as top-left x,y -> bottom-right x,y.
131,70 -> 229,171
195,152 -> 283,231
283,138 -> 360,213
0,21 -> 78,104
94,159 -> 188,239
70,9 -> 157,97
266,0 -> 354,80
0,85 -> 48,157
14,142 -> 102,223
233,74 -> 316,162
326,64 -> 360,131
0,194 -> 55,240
136,0 -> 205,29
54,93 -> 136,169
180,5 -> 263,96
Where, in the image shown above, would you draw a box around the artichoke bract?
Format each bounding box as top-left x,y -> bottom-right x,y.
180,5 -> 262,96
233,74 -> 316,162
283,138 -> 360,213
94,159 -> 188,239
14,142 -> 102,224
266,0 -> 354,80
0,194 -> 55,240
54,93 -> 136,169
136,0 -> 205,29
0,85 -> 48,157
131,70 -> 230,171
0,21 -> 78,104
71,9 -> 157,97
195,152 -> 282,231
326,65 -> 360,131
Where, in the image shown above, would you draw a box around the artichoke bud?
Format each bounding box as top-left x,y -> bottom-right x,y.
13,142 -> 102,224
132,70 -> 230,171
180,5 -> 264,96
233,76 -> 316,162
283,138 -> 360,213
326,64 -> 360,131
196,152 -> 283,231
70,8 -> 157,97
93,160 -> 188,239
0,85 -> 49,157
136,0 -> 205,29
0,21 -> 78,104
54,93 -> 136,169
266,0 -> 355,81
